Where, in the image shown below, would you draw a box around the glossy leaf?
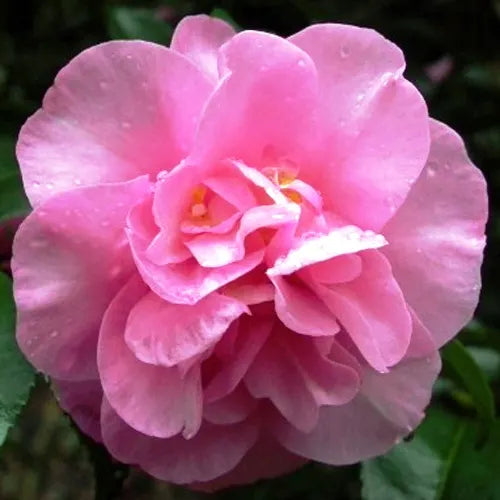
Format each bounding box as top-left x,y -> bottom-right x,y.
0,136 -> 29,222
0,273 -> 35,445
107,7 -> 173,45
361,409 -> 500,500
441,340 -> 495,423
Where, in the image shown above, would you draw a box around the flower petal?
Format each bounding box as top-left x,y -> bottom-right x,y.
18,41 -> 212,206
274,353 -> 440,464
383,119 -> 487,347
53,379 -> 103,442
127,199 -> 265,305
190,31 -> 319,167
125,290 -> 247,367
317,250 -> 412,372
185,204 -> 299,268
271,275 -> 340,337
204,315 -> 273,402
268,224 -> 386,276
101,397 -> 259,484
171,14 -> 236,82
192,434 -> 306,491
97,277 -> 202,438
290,24 -> 429,230
12,177 -> 150,380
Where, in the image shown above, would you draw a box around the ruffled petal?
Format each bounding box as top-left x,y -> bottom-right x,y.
317,250 -> 412,372
17,42 -> 212,206
270,275 -> 340,337
53,378 -> 103,442
190,31 -> 320,167
274,352 -> 440,464
192,434 -> 306,491
101,398 -> 259,484
127,199 -> 265,305
12,177 -> 150,380
268,224 -> 386,276
98,277 -> 202,439
290,24 -> 429,230
171,14 -> 236,82
125,290 -> 247,367
383,119 -> 487,347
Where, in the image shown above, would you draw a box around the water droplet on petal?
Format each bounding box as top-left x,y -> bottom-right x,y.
340,45 -> 350,59
122,121 -> 131,129
99,81 -> 109,90
50,330 -> 59,339
297,59 -> 306,68
100,220 -> 110,228
156,170 -> 168,182
74,178 -> 82,186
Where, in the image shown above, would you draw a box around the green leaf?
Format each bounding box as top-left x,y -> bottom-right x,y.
0,135 -> 29,222
211,8 -> 240,30
441,340 -> 495,424
361,409 -> 500,500
107,7 -> 173,45
0,136 -> 18,176
0,273 -> 35,445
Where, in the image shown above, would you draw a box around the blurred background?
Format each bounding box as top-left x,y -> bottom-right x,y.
0,1 -> 499,499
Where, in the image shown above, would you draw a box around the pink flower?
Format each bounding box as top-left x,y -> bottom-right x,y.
12,15 -> 487,490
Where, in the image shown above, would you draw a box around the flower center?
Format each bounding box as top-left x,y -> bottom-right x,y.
262,166 -> 303,204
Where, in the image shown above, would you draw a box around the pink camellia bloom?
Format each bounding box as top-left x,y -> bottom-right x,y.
12,15 -> 487,489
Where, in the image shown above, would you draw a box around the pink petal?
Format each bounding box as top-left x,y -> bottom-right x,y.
192,434 -> 306,491
271,275 -> 340,337
190,31 -> 319,167
268,224 -> 387,276
204,315 -> 273,402
273,353 -> 440,464
125,290 -> 247,367
286,333 -> 360,406
204,384 -> 257,425
204,171 -> 257,211
383,119 -> 487,347
316,250 -> 412,372
245,334 -> 319,432
127,201 -> 264,305
12,177 -> 150,380
405,309 -> 437,359
185,203 -> 299,268
171,14 -> 236,82
147,164 -> 199,266
306,254 -> 362,284
101,398 -> 259,484
290,24 -> 430,230
97,277 -> 202,438
17,42 -> 212,207
53,379 -> 103,442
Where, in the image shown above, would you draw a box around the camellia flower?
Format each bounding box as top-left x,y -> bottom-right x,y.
12,15 -> 487,490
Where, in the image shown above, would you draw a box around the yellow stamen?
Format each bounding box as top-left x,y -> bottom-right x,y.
283,189 -> 302,204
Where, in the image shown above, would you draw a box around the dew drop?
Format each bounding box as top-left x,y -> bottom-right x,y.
30,239 -> 48,249
122,121 -> 131,129
340,45 -> 350,59
46,182 -> 54,190
49,330 -> 59,339
99,81 -> 109,90
297,59 -> 306,68
74,178 -> 82,186
100,220 -> 110,228
156,170 -> 168,182
355,92 -> 365,104
109,265 -> 122,278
